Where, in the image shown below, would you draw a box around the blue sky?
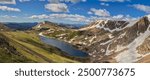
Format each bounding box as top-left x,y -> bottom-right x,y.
0,0 -> 150,24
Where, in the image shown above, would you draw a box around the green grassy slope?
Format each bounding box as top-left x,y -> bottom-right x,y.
0,31 -> 78,63
0,33 -> 33,63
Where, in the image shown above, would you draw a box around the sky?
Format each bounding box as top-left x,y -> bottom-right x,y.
0,0 -> 150,24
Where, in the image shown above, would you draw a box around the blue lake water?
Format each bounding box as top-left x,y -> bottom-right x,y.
40,36 -> 88,57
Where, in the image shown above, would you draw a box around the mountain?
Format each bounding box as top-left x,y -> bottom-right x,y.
33,21 -> 83,30
4,22 -> 38,30
58,23 -> 86,29
33,21 -> 64,31
40,14 -> 150,63
78,15 -> 150,63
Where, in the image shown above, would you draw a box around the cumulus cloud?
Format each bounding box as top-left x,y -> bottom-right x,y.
48,0 -> 60,3
88,8 -> 110,17
29,13 -> 137,24
112,14 -> 124,19
100,3 -> 109,6
99,0 -> 130,2
0,0 -> 16,4
131,4 -> 150,13
45,0 -> 87,13
29,14 -> 49,19
49,0 -> 86,3
90,14 -> 137,21
0,15 -> 17,18
0,6 -> 21,12
49,14 -> 89,22
112,14 -> 136,21
62,0 -> 86,3
39,0 -> 46,1
19,0 -> 31,2
45,3 -> 69,12
29,14 -> 89,22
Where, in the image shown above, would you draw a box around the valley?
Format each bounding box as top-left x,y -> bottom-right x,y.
0,15 -> 150,63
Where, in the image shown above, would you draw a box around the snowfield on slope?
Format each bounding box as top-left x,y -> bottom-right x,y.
115,25 -> 150,63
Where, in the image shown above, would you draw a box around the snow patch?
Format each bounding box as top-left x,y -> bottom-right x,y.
108,34 -> 114,39
43,21 -> 45,24
124,20 -> 137,28
100,39 -> 112,45
89,35 -> 96,43
118,32 -> 126,39
39,32 -> 44,36
37,24 -> 41,28
105,43 -> 113,55
115,25 -> 150,63
99,39 -> 113,55
146,14 -> 150,21
115,45 -> 126,52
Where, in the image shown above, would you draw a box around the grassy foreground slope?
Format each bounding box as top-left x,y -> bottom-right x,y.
0,31 -> 78,63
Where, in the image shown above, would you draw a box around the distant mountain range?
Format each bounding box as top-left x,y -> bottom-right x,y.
4,22 -> 38,30
2,22 -> 85,30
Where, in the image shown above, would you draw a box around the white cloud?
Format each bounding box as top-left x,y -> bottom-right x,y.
0,0 -> 16,4
131,4 -> 150,13
123,15 -> 138,21
112,14 -> 130,21
99,0 -> 130,2
45,3 -> 69,12
49,0 -> 86,3
29,14 -> 89,22
2,0 -> 86,3
39,0 -> 46,1
88,11 -> 92,14
0,15 -> 17,18
88,8 -> 110,17
48,0 -> 60,3
0,6 -> 21,12
19,0 -> 31,2
90,14 -> 138,21
112,14 -> 124,19
29,14 -> 49,19
46,0 -> 87,13
50,14 -> 89,22
100,3 -> 109,6
62,0 -> 86,3
29,14 -> 138,24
